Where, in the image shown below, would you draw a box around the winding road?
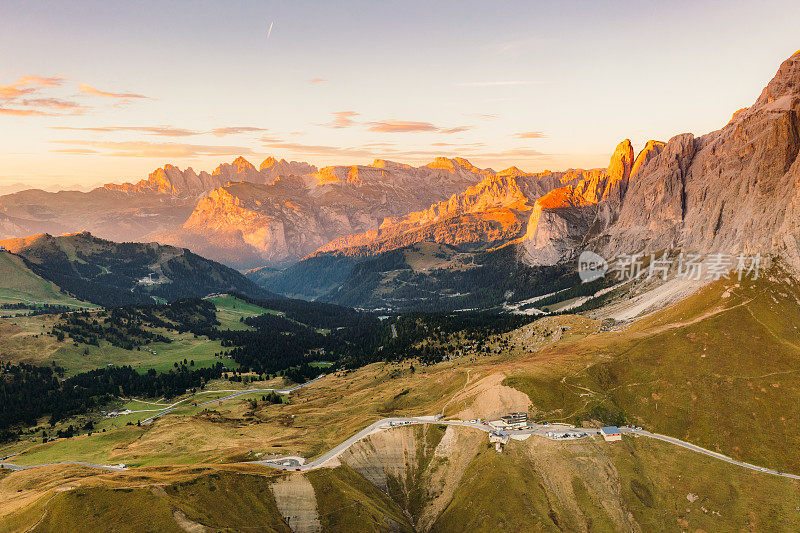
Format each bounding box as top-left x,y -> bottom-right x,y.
620,427 -> 800,480
3,381 -> 799,482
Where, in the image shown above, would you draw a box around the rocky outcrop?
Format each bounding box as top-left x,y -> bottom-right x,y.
521,185 -> 599,266
270,474 -> 322,533
596,50 -> 800,261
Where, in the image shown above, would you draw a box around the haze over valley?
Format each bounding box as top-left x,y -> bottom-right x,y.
2,2 -> 800,532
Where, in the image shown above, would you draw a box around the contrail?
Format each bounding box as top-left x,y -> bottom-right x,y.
267,21 -> 274,40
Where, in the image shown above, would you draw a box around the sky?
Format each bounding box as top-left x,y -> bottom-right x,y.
1,0 -> 799,189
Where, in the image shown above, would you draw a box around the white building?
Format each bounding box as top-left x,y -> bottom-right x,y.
600,426 -> 622,442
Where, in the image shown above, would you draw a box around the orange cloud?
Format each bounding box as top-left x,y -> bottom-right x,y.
0,75 -> 65,100
464,113 -> 498,119
52,125 -> 268,137
513,131 -> 546,139
262,139 -> 375,158
368,120 -> 472,134
51,148 -> 101,154
0,75 -> 74,115
209,126 -> 269,136
53,125 -> 198,136
0,107 -> 50,116
309,78 -> 327,84
368,120 -> 437,133
51,140 -> 254,158
324,111 -> 359,128
23,98 -> 88,112
78,84 -> 149,99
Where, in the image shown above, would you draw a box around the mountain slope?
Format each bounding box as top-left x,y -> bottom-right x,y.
0,250 -> 90,308
0,232 -> 273,307
504,263 -> 800,474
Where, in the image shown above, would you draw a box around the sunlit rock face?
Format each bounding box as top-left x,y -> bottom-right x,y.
597,50 -> 800,261
307,140 -> 654,263
154,158 -> 494,268
520,140 -> 644,266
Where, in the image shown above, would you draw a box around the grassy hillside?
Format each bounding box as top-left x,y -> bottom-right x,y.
0,296 -> 272,375
428,432 -> 800,532
504,265 -> 800,473
2,426 -> 798,532
0,251 -> 93,311
3,268 -> 800,530
206,293 -> 278,330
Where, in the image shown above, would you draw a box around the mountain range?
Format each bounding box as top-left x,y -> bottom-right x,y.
1,50 -> 799,309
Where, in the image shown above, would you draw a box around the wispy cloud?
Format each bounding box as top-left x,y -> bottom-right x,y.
52,140 -> 254,158
22,98 -> 88,111
210,126 -> 269,136
475,148 -> 547,158
51,148 -> 101,154
0,107 -> 50,116
0,75 -> 65,100
262,138 -> 375,158
456,80 -> 539,87
464,113 -> 499,120
368,120 -> 437,133
0,75 -> 80,116
309,77 -> 327,84
52,125 -> 268,137
323,110 -> 360,129
78,84 -> 149,100
368,120 -> 472,134
52,125 -> 194,136
440,126 -> 472,134
513,131 -> 546,139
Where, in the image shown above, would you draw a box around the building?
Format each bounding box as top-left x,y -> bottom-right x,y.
600,426 -> 622,442
500,412 -> 528,428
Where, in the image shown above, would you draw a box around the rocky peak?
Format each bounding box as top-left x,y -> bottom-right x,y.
607,139 -> 635,183
212,157 -> 257,177
259,156 -> 279,170
498,166 -> 527,177
425,157 -> 478,172
232,156 -> 257,172
369,159 -> 413,170
756,50 -> 800,106
631,140 -> 666,177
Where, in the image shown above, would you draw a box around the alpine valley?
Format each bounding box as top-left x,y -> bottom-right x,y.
2,46 -> 800,533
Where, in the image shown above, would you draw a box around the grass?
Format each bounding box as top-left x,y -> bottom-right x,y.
1,468 -> 291,533
429,431 -> 800,532
10,426 -> 146,467
1,294 -> 270,377
3,270 -> 800,529
308,465 -> 414,532
206,294 -> 278,330
1,312 -> 235,376
0,252 -> 96,314
503,270 -> 800,473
